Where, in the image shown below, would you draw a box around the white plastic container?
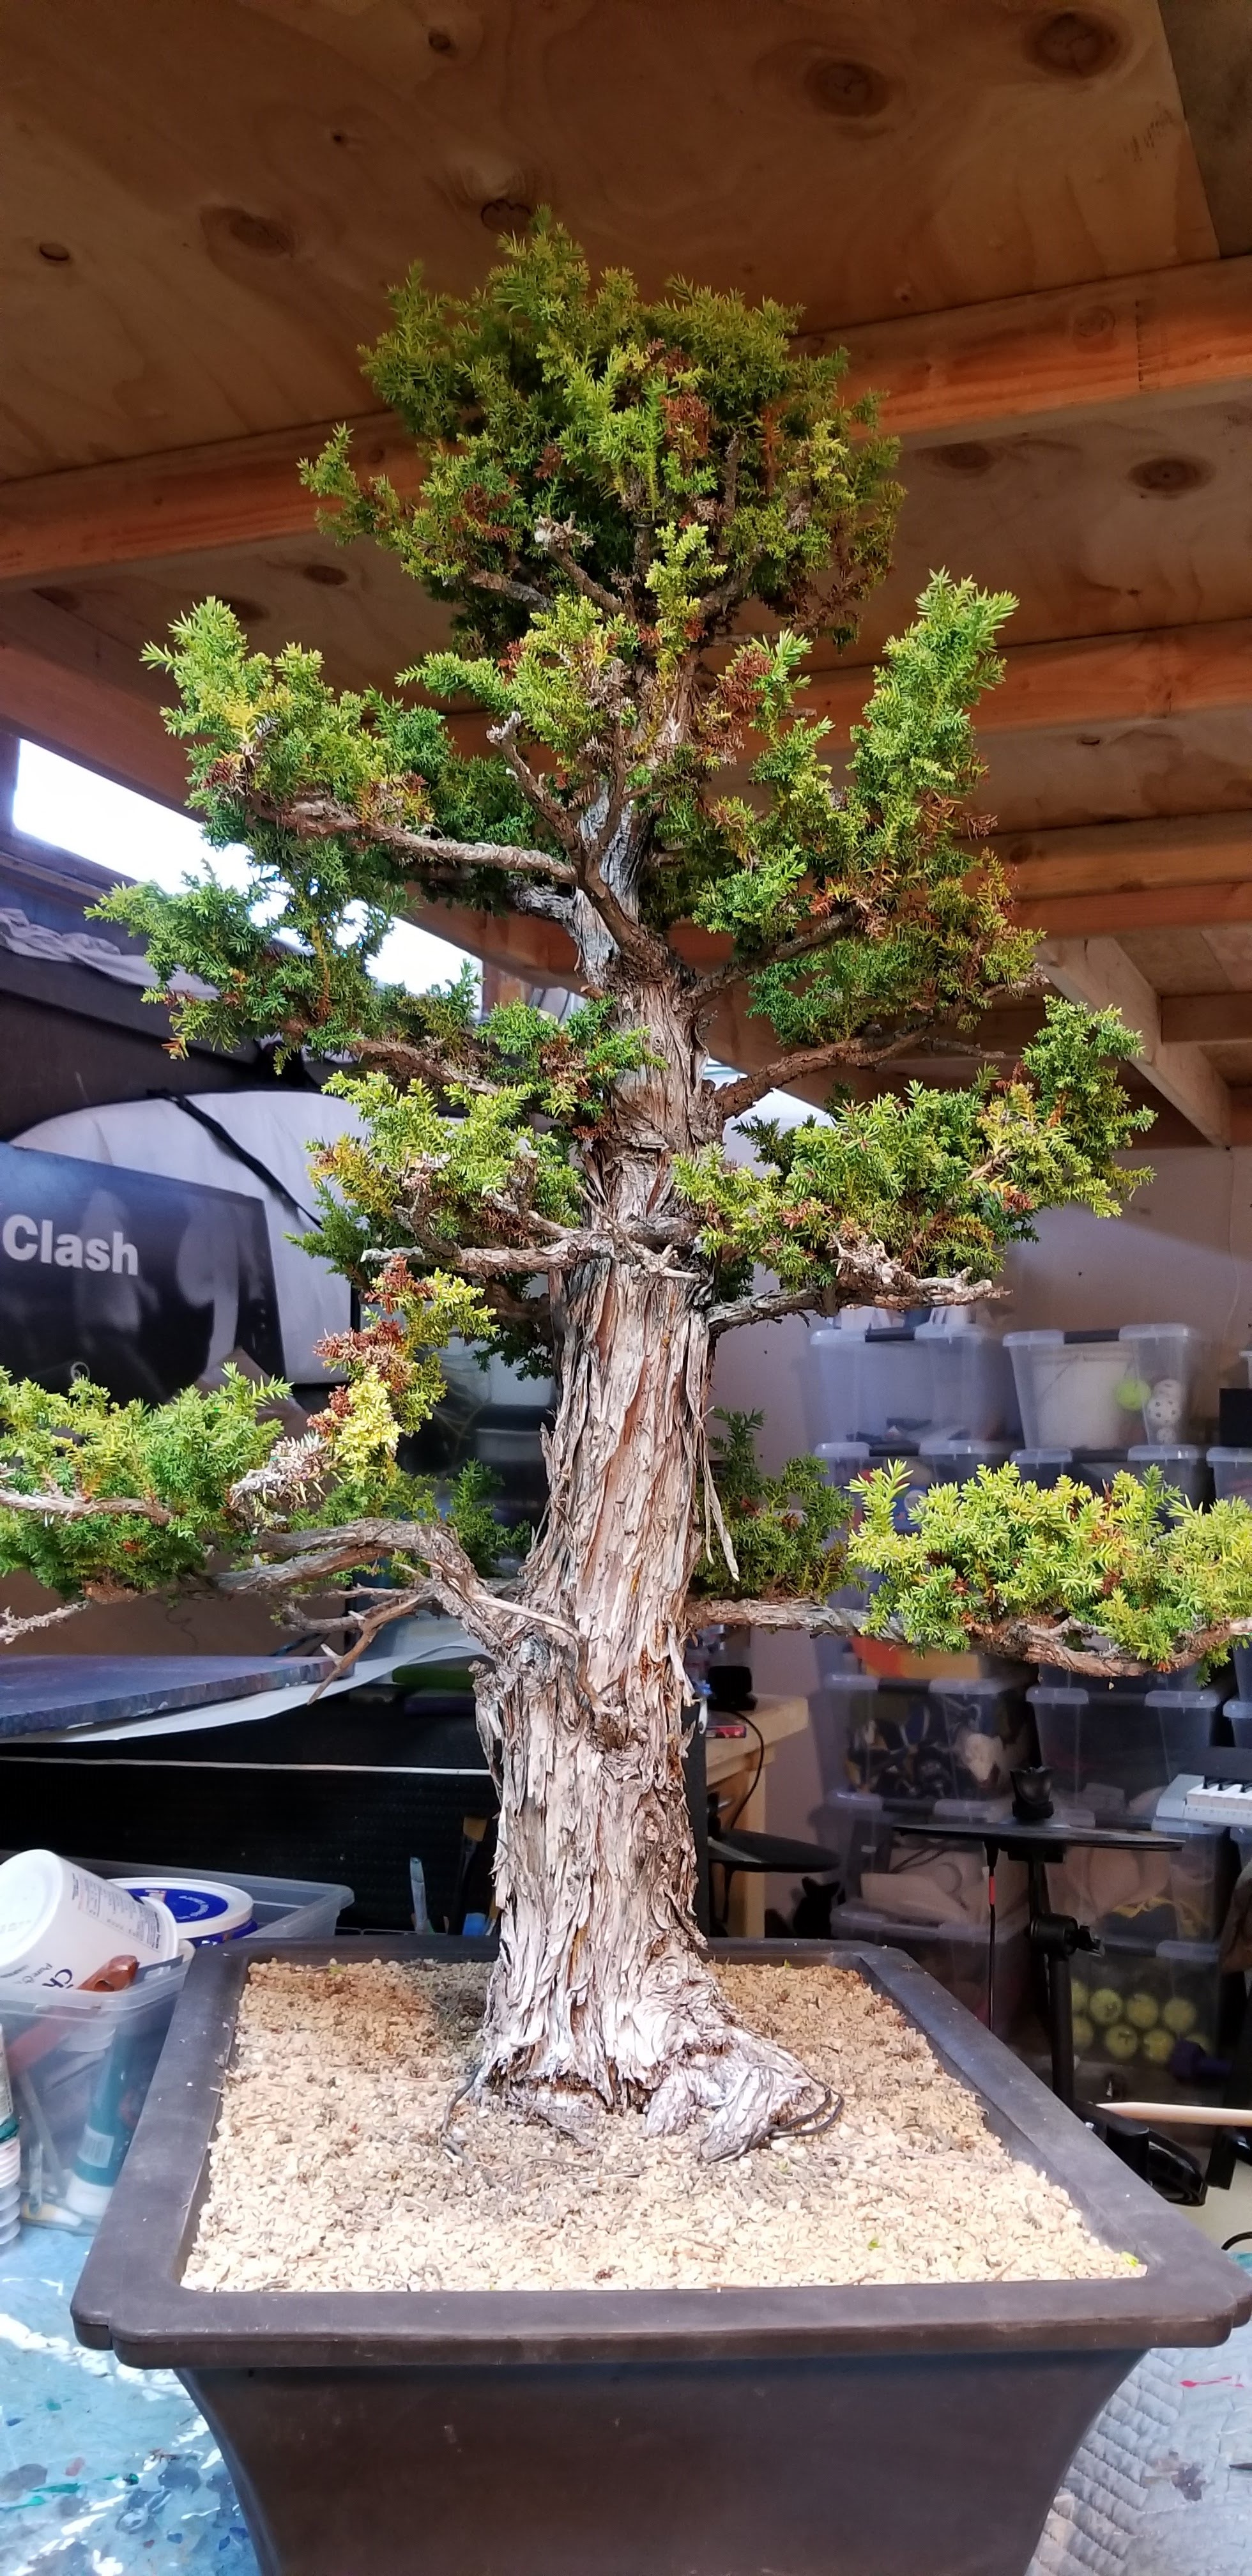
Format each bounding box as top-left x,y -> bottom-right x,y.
0,1866 -> 353,2230
814,1441 -> 872,1492
807,1314 -> 1017,1447
811,1671 -> 1033,1805
1005,1326 -> 1202,1452
114,1874 -> 255,1945
0,1851 -> 178,1991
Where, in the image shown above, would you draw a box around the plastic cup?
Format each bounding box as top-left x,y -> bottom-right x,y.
0,1850 -> 178,1990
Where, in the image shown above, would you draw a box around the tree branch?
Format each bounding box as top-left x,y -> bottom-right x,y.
350,1036 -> 498,1095
706,1288 -> 828,1337
0,1595 -> 93,1647
686,912 -> 859,1016
685,1595 -> 860,1636
712,1023 -> 947,1126
363,1230 -> 615,1281
533,516 -> 625,618
489,714 -> 673,983
229,785 -> 576,886
0,1485 -> 174,1528
683,1596 -> 1252,1682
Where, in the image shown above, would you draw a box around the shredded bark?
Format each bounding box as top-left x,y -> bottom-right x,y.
183,1961 -> 1140,2294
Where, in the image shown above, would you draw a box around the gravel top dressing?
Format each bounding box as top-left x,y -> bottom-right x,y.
184,1958 -> 1140,2294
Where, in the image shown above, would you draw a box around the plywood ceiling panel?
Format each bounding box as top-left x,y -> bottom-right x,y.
856,394 -> 1252,655
973,709 -> 1252,834
0,0 -> 1216,477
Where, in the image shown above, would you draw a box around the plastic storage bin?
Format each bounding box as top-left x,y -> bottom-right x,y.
1224,1695 -> 1252,1744
1011,1446 -> 1209,1503
917,1439 -> 1012,1477
832,1899 -> 1029,2039
0,1867 -> 352,2229
814,1441 -> 873,1495
816,1792 -> 1025,1913
1127,1446 -> 1211,1505
1045,1814 -> 1231,1946
1209,1448 -> 1252,1506
1069,1939 -> 1230,2083
811,1670 -> 1033,1806
1005,1326 -> 1202,1452
807,1315 -> 1017,1447
1028,1685 -> 1224,1816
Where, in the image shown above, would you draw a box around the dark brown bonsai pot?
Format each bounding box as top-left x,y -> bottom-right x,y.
73,1937 -> 1250,2576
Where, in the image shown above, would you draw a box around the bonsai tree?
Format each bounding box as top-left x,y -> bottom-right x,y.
4,221 -> 1251,2154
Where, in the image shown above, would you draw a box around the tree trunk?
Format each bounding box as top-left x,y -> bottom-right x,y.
471,1245 -> 829,2159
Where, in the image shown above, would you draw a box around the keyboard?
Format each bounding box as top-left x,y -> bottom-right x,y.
1180,1775 -> 1252,1828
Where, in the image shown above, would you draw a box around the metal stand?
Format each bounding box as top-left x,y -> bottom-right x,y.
1024,1857 -> 1097,2113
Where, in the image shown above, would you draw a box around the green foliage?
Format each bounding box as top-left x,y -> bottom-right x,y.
680,574 -> 1035,1049
445,1457 -> 530,1574
850,1461 -> 1252,1675
307,211 -> 899,652
0,1367 -> 284,1600
0,1355 -> 522,1611
693,1411 -> 848,1598
303,1070 -> 582,1287
676,1001 -> 1152,1288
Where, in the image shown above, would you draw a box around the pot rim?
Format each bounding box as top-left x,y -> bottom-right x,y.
72,1935 -> 1251,2369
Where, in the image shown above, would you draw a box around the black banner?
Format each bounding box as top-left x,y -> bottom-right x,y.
0,1140 -> 282,1403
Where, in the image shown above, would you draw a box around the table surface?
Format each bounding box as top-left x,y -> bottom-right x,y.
703,1694 -> 809,1784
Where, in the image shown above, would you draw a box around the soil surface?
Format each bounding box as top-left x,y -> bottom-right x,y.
185,1958 -> 1141,2292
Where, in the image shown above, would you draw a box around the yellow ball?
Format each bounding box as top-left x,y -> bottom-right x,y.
1141,2026 -> 1175,2066
1161,1997 -> 1197,2035
1106,2024 -> 1140,2062
1072,2014 -> 1094,2053
1126,1992 -> 1159,2031
1090,1987 -> 1124,2028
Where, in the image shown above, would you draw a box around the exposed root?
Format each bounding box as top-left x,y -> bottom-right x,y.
645,2025 -> 837,2161
462,2006 -> 839,2163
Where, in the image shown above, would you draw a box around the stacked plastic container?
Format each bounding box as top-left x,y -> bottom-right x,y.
1007,1324 -> 1209,1500
812,1664 -> 1036,2035
1027,1677 -> 1232,2092
809,1310 -> 1018,1456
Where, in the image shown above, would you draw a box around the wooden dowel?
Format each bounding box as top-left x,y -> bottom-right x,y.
1095,2101 -> 1252,2128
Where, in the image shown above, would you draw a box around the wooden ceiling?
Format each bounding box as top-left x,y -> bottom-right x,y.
3,0 -> 1252,1142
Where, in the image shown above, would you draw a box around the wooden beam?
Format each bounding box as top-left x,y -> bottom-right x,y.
0,632 -> 187,806
1037,935 -> 1232,1147
996,811 -> 1252,935
1161,992 -> 1252,1043
4,256 -> 1252,588
1021,882 -> 1252,935
835,250 -> 1252,440
811,618 -> 1252,737
0,416 -> 418,590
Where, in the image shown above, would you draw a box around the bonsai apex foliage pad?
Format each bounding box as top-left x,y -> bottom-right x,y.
73,1940 -> 1249,2576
